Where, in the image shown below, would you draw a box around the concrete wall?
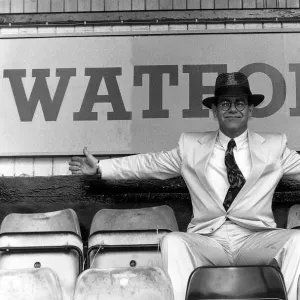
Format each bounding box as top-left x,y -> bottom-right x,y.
0,175 -> 299,241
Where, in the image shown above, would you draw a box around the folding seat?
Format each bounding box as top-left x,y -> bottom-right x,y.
0,209 -> 84,300
0,267 -> 63,300
87,205 -> 178,269
73,266 -> 174,300
287,204 -> 300,229
185,265 -> 287,300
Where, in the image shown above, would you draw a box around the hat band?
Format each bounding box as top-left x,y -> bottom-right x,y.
215,86 -> 252,97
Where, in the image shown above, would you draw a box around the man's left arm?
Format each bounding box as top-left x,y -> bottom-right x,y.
281,133 -> 300,181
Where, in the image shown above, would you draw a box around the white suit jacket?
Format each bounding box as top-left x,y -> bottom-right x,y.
100,130 -> 300,234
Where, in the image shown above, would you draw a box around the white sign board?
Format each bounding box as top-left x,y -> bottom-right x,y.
0,32 -> 300,155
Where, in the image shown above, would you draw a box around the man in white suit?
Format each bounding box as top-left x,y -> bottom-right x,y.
69,72 -> 300,300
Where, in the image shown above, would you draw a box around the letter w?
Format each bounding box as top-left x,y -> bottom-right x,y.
4,69 -> 76,121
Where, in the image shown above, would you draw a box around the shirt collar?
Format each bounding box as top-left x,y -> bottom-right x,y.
218,129 -> 248,151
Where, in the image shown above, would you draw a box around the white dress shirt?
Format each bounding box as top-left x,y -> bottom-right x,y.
206,130 -> 252,203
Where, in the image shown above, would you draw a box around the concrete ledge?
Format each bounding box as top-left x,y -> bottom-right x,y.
0,175 -> 299,239
0,9 -> 300,26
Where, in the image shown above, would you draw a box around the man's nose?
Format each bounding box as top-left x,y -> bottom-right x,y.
228,102 -> 237,113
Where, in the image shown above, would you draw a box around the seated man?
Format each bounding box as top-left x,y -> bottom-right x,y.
69,72 -> 300,300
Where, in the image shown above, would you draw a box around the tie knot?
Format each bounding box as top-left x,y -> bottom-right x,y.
227,139 -> 236,151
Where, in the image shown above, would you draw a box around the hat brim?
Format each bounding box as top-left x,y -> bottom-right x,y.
202,94 -> 265,109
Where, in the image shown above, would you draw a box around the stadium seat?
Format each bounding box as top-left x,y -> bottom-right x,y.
287,204 -> 300,229
73,266 -> 174,300
0,267 -> 63,300
185,265 -> 287,300
87,205 -> 178,268
0,209 -> 83,300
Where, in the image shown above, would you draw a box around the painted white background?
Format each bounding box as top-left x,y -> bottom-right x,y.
0,33 -> 299,155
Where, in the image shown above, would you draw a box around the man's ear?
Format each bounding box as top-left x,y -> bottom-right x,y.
248,104 -> 254,117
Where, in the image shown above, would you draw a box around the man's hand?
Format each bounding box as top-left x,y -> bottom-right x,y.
69,147 -> 98,175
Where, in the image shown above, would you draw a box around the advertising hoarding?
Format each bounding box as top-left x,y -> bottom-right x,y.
0,32 -> 299,155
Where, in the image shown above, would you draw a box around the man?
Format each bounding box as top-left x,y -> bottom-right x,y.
69,72 -> 300,300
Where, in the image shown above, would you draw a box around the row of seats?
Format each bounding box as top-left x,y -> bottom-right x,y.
76,265 -> 289,300
0,266 -> 174,300
0,205 -> 179,300
0,262 -> 289,300
0,204 -> 298,300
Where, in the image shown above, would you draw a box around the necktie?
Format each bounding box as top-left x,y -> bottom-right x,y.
223,139 -> 246,211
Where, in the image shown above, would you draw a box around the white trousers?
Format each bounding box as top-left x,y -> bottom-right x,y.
161,221 -> 300,300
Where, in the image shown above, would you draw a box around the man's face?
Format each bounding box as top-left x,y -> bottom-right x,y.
212,95 -> 254,136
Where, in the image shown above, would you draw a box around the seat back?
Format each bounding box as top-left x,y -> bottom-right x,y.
73,267 -> 174,300
88,205 -> 178,269
0,209 -> 83,300
0,268 -> 63,300
0,209 -> 81,236
185,265 -> 287,300
287,204 -> 300,229
90,205 -> 178,233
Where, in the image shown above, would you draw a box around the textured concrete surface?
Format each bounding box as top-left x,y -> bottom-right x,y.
0,175 -> 299,240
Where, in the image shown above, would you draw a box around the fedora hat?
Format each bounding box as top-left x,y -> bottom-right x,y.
202,72 -> 264,109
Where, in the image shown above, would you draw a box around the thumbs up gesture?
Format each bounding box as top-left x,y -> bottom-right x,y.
69,147 -> 98,175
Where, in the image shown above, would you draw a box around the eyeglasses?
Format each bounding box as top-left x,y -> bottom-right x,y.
218,100 -> 247,112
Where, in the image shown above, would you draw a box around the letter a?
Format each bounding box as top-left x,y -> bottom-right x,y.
73,68 -> 132,121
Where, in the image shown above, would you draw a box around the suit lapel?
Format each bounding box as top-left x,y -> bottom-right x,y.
194,131 -> 224,210
228,129 -> 269,211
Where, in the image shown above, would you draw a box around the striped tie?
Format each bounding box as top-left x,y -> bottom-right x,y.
223,139 -> 246,211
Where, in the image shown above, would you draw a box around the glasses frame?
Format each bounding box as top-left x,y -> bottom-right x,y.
217,99 -> 248,112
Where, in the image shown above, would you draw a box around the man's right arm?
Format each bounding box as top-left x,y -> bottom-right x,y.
69,134 -> 184,180
99,147 -> 182,180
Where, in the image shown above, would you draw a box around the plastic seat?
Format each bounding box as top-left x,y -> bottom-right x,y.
73,266 -> 174,300
185,265 -> 288,300
0,209 -> 83,300
87,205 -> 178,268
0,267 -> 63,300
287,204 -> 300,229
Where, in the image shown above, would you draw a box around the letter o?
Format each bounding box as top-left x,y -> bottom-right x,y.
239,63 -> 286,118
